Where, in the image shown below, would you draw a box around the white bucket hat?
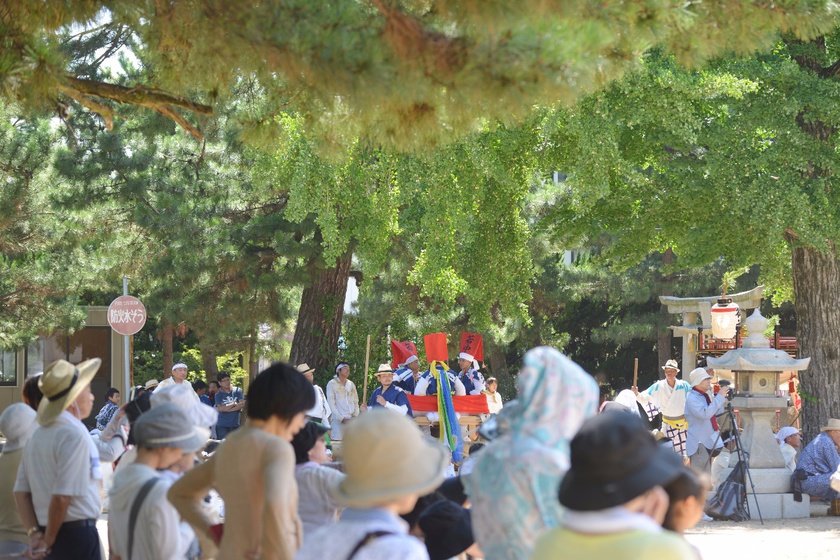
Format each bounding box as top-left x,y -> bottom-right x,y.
688,367 -> 712,387
37,359 -> 102,426
332,409 -> 448,507
0,403 -> 38,452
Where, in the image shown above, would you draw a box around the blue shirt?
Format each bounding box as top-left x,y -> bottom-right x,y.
684,389 -> 726,456
200,394 -> 213,407
422,366 -> 458,396
214,388 -> 244,428
459,368 -> 485,395
369,385 -> 413,417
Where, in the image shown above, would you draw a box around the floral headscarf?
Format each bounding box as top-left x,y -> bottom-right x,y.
463,347 -> 599,560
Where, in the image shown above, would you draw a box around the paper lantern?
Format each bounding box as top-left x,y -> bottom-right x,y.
711,298 -> 740,339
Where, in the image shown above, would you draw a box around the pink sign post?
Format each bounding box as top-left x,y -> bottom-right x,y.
107,295 -> 147,336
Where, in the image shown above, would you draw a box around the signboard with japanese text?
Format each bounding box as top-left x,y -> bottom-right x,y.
107,296 -> 147,336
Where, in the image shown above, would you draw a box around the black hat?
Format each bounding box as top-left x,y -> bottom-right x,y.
436,476 -> 468,506
418,500 -> 474,560
559,410 -> 684,511
291,421 -> 329,464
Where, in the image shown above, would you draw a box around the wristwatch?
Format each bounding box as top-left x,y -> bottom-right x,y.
27,526 -> 42,537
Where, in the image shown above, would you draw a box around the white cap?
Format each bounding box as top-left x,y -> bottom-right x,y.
402,355 -> 419,366
688,367 -> 712,387
458,352 -> 474,362
776,426 -> 799,445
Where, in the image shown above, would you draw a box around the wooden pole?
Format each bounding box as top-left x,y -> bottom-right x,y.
362,335 -> 371,406
633,358 -> 639,389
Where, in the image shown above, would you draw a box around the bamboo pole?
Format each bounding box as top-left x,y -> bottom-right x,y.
362,335 -> 372,406
633,358 -> 639,389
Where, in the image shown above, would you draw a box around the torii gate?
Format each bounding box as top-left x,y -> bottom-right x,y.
658,286 -> 764,374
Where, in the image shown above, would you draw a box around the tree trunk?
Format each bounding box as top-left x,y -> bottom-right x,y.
200,342 -> 219,380
289,252 -> 352,375
161,322 -> 174,379
791,245 -> 840,443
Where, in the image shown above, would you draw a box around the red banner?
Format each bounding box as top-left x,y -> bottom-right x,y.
407,394 -> 490,414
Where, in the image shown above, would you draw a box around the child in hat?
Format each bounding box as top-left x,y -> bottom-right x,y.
418,499 -> 483,560
291,421 -> 346,541
109,403 -> 205,560
533,410 -> 695,560
297,409 -> 449,560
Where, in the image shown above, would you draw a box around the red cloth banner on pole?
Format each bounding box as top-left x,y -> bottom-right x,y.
459,332 -> 484,361
424,332 -> 449,363
391,340 -> 418,369
406,394 -> 490,414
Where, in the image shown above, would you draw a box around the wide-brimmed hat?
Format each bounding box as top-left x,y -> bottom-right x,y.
418,500 -> 474,560
331,409 -> 448,507
820,418 -> 840,432
559,410 -> 684,511
296,363 -> 315,376
0,403 -> 38,452
145,379 -> 159,390
133,403 -> 205,453
661,359 -> 680,372
151,383 -> 218,430
688,367 -> 712,387
374,364 -> 394,377
37,359 -> 101,426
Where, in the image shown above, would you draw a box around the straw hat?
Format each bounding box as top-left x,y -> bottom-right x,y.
37,359 -> 101,426
820,418 -> 840,432
0,403 -> 38,452
374,364 -> 394,377
145,379 -> 159,390
296,363 -> 315,376
661,359 -> 680,372
331,409 -> 448,507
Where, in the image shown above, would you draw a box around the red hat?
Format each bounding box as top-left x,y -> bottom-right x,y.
459,332 -> 484,362
424,332 -> 449,363
391,340 -> 418,370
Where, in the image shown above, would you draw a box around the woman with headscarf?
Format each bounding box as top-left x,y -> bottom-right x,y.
462,347 -> 599,560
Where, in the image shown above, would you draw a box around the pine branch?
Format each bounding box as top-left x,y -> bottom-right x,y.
61,76 -> 213,140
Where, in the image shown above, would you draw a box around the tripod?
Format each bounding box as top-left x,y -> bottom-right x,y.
704,400 -> 764,524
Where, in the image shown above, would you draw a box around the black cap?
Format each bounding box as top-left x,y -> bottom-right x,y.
418,500 -> 473,560
291,421 -> 329,464
559,410 -> 684,511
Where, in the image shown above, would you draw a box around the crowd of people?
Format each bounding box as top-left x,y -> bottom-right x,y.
0,347 -> 838,560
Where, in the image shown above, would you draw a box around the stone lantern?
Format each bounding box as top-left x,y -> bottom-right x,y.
707,308 -> 810,519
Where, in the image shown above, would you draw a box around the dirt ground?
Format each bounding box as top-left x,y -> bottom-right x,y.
686,504 -> 839,559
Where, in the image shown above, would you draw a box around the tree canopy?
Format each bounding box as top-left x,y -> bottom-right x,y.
1,1 -> 837,149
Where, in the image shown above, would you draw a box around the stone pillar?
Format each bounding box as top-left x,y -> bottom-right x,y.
681,311 -> 698,374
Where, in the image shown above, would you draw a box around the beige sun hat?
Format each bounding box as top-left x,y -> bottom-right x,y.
145,379 -> 159,390
331,409 -> 448,507
296,363 -> 315,375
688,367 -> 712,387
662,359 -> 680,372
820,418 -> 840,432
37,358 -> 102,426
374,364 -> 394,377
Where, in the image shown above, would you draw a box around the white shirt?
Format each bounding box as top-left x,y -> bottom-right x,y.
295,462 -> 345,542
306,384 -> 331,422
109,463 -> 194,560
14,412 -> 101,523
636,379 -> 691,418
156,377 -> 200,401
326,377 -> 360,420
780,442 -> 797,472
486,392 -> 503,414
296,507 -> 428,560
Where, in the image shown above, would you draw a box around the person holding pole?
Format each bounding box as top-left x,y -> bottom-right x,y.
633,359 -> 691,457
326,363 -> 360,440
